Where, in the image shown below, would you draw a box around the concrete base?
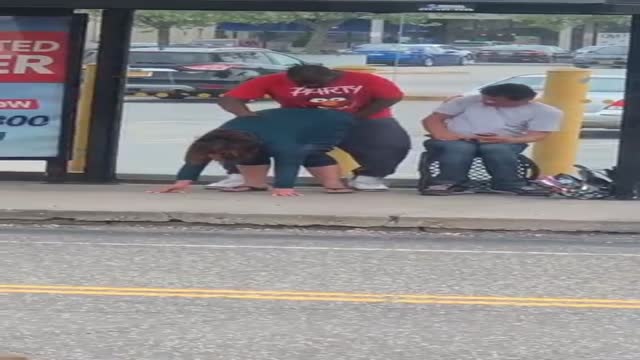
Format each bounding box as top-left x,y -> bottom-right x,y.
1,183 -> 639,233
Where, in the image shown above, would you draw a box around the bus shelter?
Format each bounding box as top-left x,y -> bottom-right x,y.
1,0 -> 640,199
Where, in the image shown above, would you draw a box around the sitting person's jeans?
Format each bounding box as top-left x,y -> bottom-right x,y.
425,139 -> 528,190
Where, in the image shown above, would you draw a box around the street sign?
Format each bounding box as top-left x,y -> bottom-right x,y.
597,33 -> 631,46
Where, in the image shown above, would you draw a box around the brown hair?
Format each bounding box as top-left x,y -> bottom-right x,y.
185,129 -> 261,164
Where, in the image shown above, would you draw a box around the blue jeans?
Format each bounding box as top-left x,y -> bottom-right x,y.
425,140 -> 528,189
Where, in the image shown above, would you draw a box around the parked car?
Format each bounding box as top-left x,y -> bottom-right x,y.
120,47 -> 309,99
352,44 -> 468,66
172,39 -> 263,48
125,64 -> 263,99
465,74 -> 626,128
449,40 -> 511,53
127,47 -> 308,70
573,45 -> 628,68
476,45 -> 573,63
410,44 -> 475,63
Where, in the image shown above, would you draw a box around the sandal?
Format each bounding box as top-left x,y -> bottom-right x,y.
221,186 -> 269,193
325,188 -> 354,194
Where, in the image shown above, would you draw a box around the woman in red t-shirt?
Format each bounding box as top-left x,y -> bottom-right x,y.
208,65 -> 410,191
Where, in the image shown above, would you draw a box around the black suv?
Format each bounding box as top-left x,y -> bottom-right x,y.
123,47 -> 309,99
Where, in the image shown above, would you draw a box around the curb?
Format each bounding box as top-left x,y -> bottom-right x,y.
2,210 -> 640,233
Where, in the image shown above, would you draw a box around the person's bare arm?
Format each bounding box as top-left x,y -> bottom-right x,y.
217,96 -> 257,117
476,131 -> 551,144
218,76 -> 273,116
354,98 -> 402,119
422,112 -> 468,141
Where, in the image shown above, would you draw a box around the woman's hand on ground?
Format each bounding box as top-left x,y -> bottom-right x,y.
272,188 -> 301,197
148,180 -> 193,194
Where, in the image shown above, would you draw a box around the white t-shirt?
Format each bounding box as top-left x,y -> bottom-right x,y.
434,95 -> 563,137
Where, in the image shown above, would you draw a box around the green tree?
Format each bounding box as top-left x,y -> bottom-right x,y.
379,14 -> 442,42
382,13 -> 435,26
236,12 -> 370,53
514,15 -> 631,32
135,11 -> 239,47
292,12 -> 371,53
133,11 -> 368,52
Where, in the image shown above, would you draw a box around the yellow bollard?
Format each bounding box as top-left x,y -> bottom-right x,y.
532,68 -> 592,176
68,63 -> 97,173
327,147 -> 360,177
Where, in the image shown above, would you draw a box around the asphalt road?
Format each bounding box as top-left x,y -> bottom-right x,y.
2,225 -> 640,360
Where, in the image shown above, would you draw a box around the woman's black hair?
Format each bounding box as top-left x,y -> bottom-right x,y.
185,129 -> 261,164
480,83 -> 537,101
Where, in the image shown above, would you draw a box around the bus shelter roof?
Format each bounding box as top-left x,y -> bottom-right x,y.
2,0 -> 640,14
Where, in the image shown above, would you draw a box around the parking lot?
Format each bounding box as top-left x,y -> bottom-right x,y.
1,64 -> 624,179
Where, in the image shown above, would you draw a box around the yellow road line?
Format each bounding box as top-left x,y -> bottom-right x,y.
2,288 -> 640,309
1,284 -> 639,305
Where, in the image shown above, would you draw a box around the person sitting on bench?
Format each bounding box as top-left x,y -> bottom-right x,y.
421,83 -> 563,196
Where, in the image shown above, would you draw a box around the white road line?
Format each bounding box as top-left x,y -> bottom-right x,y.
0,240 -> 638,257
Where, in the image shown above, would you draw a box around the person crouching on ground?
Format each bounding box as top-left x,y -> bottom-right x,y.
207,64 -> 410,192
154,108 -> 356,197
421,83 -> 563,196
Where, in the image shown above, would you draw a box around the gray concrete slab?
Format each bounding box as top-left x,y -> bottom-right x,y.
0,183 -> 639,232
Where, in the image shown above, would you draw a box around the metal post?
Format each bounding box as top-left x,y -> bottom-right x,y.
84,9 -> 133,183
614,14 -> 640,200
68,63 -> 97,173
45,13 -> 87,182
392,14 -> 405,82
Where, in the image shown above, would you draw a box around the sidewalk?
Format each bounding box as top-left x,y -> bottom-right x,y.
1,182 -> 639,233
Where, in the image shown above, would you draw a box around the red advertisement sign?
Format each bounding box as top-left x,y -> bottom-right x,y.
0,31 -> 69,83
0,15 -> 74,158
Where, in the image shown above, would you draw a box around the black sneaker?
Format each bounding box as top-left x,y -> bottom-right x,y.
421,184 -> 474,196
490,184 -> 551,196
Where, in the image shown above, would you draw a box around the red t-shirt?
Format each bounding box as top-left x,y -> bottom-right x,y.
224,71 -> 404,119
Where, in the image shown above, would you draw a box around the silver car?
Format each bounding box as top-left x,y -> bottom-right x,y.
573,45 -> 628,68
465,74 -> 625,128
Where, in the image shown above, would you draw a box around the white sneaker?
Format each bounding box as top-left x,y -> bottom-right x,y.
205,174 -> 245,189
348,176 -> 389,191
